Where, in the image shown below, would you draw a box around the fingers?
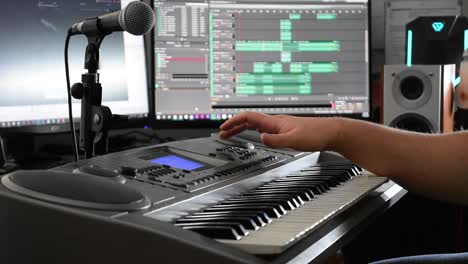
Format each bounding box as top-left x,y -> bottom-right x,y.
219,124 -> 247,139
261,131 -> 295,149
220,112 -> 280,134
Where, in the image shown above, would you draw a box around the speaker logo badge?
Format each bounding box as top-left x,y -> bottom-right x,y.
432,22 -> 445,32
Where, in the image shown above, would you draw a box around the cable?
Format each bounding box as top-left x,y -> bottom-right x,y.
64,32 -> 80,162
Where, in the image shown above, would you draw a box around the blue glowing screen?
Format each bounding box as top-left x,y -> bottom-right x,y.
150,155 -> 204,170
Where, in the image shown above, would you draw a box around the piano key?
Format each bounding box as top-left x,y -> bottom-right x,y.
254,186 -> 316,199
177,216 -> 259,230
274,178 -> 337,188
218,174 -> 388,254
284,175 -> 343,185
244,190 -> 313,201
308,165 -> 356,172
310,162 -> 355,169
205,204 -> 283,218
215,202 -> 288,215
174,222 -> 249,237
303,166 -> 360,176
188,212 -> 267,226
293,172 -> 353,181
221,198 -> 296,211
237,193 -> 305,205
181,226 -> 241,240
193,211 -> 272,224
261,183 -> 325,195
266,179 -> 329,189
228,195 -> 303,207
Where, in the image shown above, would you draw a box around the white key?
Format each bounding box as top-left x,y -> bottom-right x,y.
218,173 -> 387,255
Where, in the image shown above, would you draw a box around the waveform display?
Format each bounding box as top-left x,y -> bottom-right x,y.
317,13 -> 337,20
237,84 -> 312,95
253,63 -> 284,73
290,62 -> 339,73
235,41 -> 341,52
230,13 -> 338,96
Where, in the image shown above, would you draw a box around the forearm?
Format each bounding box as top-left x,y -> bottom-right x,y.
330,118 -> 468,204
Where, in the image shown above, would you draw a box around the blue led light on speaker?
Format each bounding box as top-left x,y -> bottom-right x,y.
432,22 -> 445,32
406,30 -> 413,67
464,30 -> 468,50
453,76 -> 462,88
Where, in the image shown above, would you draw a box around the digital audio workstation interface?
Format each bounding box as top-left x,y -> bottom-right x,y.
154,0 -> 370,121
0,0 -> 148,129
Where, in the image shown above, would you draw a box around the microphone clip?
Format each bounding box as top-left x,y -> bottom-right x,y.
72,26 -> 113,159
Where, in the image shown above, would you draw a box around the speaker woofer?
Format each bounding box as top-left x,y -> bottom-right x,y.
392,68 -> 433,109
400,76 -> 424,100
389,113 -> 435,133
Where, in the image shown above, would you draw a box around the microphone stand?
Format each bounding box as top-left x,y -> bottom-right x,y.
72,17 -> 112,159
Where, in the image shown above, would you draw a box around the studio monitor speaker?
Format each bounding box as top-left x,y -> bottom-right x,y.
383,64 -> 455,133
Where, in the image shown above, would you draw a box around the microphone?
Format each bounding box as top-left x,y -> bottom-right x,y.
69,1 -> 155,36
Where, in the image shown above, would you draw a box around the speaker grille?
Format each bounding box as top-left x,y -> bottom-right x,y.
2,170 -> 151,211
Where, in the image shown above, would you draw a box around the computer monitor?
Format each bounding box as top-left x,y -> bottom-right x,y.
152,0 -> 370,126
0,0 -> 149,133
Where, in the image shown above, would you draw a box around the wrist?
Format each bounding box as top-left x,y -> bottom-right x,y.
326,117 -> 346,152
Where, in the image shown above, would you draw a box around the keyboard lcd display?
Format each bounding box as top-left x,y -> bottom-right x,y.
150,155 -> 205,171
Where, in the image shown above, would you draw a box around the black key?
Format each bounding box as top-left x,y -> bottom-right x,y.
303,165 -> 349,170
272,181 -> 331,192
287,174 -> 345,184
245,190 -> 313,201
194,210 -> 271,224
262,182 -> 325,195
174,222 -> 248,236
298,168 -> 351,174
215,202 -> 288,215
311,162 -> 354,168
177,216 -> 259,230
271,179 -> 331,191
205,205 -> 283,218
190,212 -> 266,226
266,180 -> 329,189
244,190 -> 312,202
275,178 -> 338,188
238,193 -> 305,205
297,171 -> 354,181
181,226 -> 241,240
300,168 -> 356,177
228,195 -> 302,207
221,199 -> 296,211
302,175 -> 347,184
255,186 -> 316,198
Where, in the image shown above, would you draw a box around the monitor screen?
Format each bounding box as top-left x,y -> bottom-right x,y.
153,0 -> 370,123
0,0 -> 149,130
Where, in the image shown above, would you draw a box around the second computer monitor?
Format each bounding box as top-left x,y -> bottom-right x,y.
0,0 -> 149,132
153,0 -> 370,123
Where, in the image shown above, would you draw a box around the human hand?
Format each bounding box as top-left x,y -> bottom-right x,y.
219,112 -> 342,152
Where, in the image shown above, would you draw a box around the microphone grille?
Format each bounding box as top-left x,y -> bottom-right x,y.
119,1 -> 155,36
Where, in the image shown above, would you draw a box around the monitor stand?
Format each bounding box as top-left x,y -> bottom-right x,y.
0,136 -> 18,175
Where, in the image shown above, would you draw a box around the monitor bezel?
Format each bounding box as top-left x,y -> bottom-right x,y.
148,0 -> 374,129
